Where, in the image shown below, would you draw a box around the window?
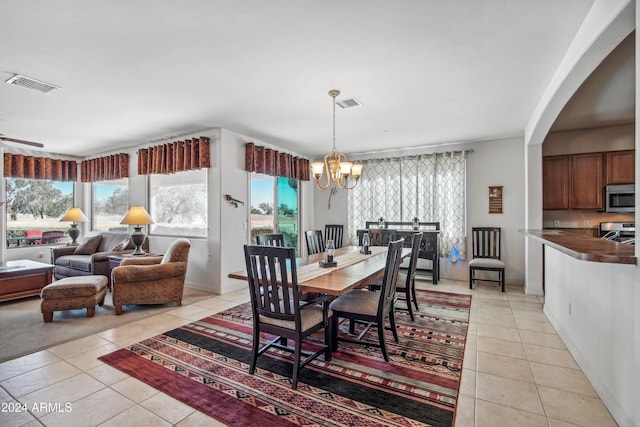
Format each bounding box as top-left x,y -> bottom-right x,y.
149,169 -> 207,237
92,179 -> 129,232
347,151 -> 467,258
250,174 -> 299,250
5,178 -> 74,247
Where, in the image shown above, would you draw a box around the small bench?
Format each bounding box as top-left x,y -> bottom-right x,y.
40,275 -> 108,322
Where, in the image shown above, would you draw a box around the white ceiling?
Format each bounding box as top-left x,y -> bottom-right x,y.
0,0 -> 634,159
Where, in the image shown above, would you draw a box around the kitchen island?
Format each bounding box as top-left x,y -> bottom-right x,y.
522,228 -> 638,427
523,228 -> 635,264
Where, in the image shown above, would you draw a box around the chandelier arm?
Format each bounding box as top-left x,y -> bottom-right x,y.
341,181 -> 360,190
314,154 -> 333,190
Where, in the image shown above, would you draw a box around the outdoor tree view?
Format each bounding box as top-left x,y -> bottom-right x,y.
149,169 -> 207,237
5,178 -> 74,246
250,175 -> 298,250
92,180 -> 129,232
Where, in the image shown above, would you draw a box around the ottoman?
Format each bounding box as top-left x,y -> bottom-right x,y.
40,276 -> 108,322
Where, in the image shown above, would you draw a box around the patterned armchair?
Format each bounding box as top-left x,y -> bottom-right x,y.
111,238 -> 191,315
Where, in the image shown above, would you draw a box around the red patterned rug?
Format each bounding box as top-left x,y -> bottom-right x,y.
99,289 -> 471,427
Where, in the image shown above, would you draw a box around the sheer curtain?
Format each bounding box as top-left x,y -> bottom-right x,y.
347,151 -> 467,258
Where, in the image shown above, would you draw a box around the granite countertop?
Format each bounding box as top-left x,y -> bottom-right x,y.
522,229 -> 636,265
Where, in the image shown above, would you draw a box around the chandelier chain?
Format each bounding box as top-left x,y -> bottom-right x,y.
332,90 -> 337,153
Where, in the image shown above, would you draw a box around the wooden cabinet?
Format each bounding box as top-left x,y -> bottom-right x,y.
543,152 -> 606,210
605,150 -> 635,184
571,153 -> 603,209
543,156 -> 570,210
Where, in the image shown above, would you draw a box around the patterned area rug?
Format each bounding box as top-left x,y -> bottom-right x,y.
99,290 -> 471,427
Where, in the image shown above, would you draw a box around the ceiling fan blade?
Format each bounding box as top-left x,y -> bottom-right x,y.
0,136 -> 45,148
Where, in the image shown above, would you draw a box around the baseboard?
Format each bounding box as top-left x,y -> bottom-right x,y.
184,281 -> 215,294
543,306 -> 633,427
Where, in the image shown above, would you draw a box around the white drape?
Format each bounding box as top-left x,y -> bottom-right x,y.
347,151 -> 467,259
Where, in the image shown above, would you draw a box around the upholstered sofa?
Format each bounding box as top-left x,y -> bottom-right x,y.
50,231 -> 148,281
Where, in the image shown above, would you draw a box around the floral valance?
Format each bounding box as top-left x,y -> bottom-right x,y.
138,136 -> 211,175
81,153 -> 129,182
245,143 -> 310,181
3,153 -> 77,182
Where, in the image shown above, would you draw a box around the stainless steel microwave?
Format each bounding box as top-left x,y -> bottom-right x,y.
605,184 -> 635,213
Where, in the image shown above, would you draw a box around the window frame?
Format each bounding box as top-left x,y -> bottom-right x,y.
5,177 -> 75,248
248,173 -> 300,252
148,168 -> 208,239
91,178 -> 129,232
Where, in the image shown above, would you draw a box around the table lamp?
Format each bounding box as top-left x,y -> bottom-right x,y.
59,208 -> 89,245
120,206 -> 154,255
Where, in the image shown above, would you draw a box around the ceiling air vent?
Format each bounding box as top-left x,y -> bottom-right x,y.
5,74 -> 60,94
336,97 -> 362,109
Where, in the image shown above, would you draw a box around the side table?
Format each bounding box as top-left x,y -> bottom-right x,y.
0,260 -> 54,302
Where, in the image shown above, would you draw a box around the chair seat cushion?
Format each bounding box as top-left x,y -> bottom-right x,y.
469,258 -> 505,268
330,289 -> 378,316
68,257 -> 94,272
260,304 -> 329,332
369,272 -> 408,291
41,276 -> 108,299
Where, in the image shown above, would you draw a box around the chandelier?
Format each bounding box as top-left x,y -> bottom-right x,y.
311,89 -> 363,191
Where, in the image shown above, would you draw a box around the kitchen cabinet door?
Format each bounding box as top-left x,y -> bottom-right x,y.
543,156 -> 570,210
571,153 -> 603,209
605,150 -> 635,184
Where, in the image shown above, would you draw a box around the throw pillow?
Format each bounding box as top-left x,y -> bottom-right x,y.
73,235 -> 103,255
111,238 -> 130,252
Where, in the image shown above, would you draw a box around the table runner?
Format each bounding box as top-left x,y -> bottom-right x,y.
295,246 -> 387,283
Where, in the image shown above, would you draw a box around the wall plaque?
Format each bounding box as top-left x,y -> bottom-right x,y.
489,186 -> 503,214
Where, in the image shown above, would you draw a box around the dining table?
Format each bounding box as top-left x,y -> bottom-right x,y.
228,245 -> 395,296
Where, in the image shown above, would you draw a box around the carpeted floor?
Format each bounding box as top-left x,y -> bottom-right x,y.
100,289 -> 471,427
0,287 -> 213,362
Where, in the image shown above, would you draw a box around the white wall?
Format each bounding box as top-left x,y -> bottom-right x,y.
523,3 -> 638,425
466,137 -> 526,286
312,136 -> 527,286
544,246 -> 637,426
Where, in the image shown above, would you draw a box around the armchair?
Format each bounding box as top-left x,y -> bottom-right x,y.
111,238 -> 191,315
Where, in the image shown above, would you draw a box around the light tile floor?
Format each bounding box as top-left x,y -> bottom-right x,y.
0,279 -> 618,426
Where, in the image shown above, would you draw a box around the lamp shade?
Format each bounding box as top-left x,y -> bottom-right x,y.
120,206 -> 154,226
60,208 -> 89,223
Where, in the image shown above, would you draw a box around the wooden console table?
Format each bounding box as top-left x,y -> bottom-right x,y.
358,221 -> 440,284
0,260 -> 54,302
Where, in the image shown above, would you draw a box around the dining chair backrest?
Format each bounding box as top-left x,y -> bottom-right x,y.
471,227 -> 502,260
305,230 -> 325,255
256,233 -> 285,247
244,245 -> 301,324
404,232 -> 423,288
378,239 -> 404,316
324,224 -> 344,248
370,229 -> 396,246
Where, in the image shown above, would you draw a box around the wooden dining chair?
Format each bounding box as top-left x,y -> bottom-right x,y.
369,229 -> 396,246
330,239 -> 404,362
369,232 -> 423,321
243,244 -> 332,389
305,230 -> 325,255
256,233 -> 285,247
469,227 -> 505,292
324,224 -> 344,248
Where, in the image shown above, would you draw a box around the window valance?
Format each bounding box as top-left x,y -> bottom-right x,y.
245,143 -> 310,181
138,136 -> 211,175
3,153 -> 77,182
81,153 -> 129,182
